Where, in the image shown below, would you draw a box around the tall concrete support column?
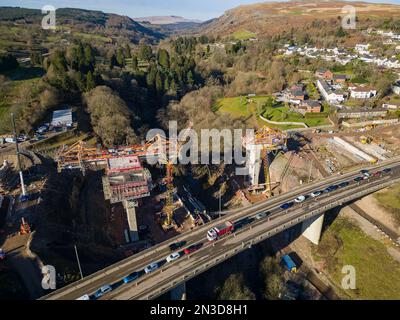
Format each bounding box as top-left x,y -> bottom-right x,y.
301,213 -> 324,245
170,282 -> 186,300
123,200 -> 139,242
246,144 -> 262,186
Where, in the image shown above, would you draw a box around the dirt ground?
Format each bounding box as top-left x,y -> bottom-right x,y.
355,193 -> 400,236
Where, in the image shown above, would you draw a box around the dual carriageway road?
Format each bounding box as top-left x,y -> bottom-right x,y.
42,158 -> 400,300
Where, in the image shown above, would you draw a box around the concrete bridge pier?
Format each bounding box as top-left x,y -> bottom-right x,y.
170,282 -> 186,300
301,213 -> 324,245
246,144 -> 262,186
123,200 -> 139,242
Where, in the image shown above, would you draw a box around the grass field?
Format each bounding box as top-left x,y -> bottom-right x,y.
215,95 -> 329,129
374,183 -> 400,225
232,29 -> 257,40
313,217 -> 400,299
0,68 -> 44,133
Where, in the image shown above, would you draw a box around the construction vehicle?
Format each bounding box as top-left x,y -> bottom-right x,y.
360,135 -> 373,144
19,217 -> 31,235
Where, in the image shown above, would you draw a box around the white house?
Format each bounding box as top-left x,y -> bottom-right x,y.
350,87 -> 377,99
355,44 -> 370,55
392,81 -> 400,95
317,80 -> 345,104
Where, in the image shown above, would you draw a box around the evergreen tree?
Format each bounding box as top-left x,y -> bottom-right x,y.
124,44 -> 132,59
155,72 -> 163,94
132,55 -> 138,69
116,48 -> 125,67
157,49 -> 170,69
86,71 -> 96,91
138,44 -> 153,62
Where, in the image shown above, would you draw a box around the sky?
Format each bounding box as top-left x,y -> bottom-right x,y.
1,0 -> 400,21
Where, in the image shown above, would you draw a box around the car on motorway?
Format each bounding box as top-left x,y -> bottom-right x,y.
76,294 -> 91,300
234,217 -> 253,229
166,252 -> 181,263
294,195 -> 306,203
324,185 -> 338,193
183,243 -> 203,255
123,272 -> 139,283
144,262 -> 159,274
280,202 -> 294,210
94,285 -> 112,299
169,241 -> 187,252
354,176 -> 363,182
310,191 -> 322,198
373,171 -> 382,177
383,168 -> 392,174
0,248 -> 5,260
255,212 -> 269,220
338,181 -> 349,188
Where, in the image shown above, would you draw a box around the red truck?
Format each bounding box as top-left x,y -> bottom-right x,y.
207,221 -> 234,241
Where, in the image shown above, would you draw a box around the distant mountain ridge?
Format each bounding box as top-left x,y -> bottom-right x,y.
133,15 -> 202,25
198,0 -> 400,38
0,6 -> 164,42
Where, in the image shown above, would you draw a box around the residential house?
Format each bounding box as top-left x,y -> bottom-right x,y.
333,74 -> 348,84
350,87 -> 377,99
382,102 -> 400,110
315,68 -> 333,80
303,100 -> 322,113
392,81 -> 400,95
355,44 -> 370,55
317,80 -> 345,104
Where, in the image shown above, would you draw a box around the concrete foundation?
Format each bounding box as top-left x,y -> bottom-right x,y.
170,282 -> 186,300
301,213 -> 324,245
123,200 -> 139,242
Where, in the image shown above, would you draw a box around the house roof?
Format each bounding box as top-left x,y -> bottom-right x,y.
333,74 -> 347,80
304,100 -> 321,107
351,86 -> 376,92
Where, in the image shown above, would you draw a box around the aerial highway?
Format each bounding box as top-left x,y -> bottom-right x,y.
41,158 -> 400,300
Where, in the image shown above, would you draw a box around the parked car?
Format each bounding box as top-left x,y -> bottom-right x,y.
294,195 -> 306,203
166,252 -> 181,263
183,243 -> 203,255
383,168 -> 392,174
123,272 -> 139,284
94,285 -> 112,299
144,262 -> 159,274
169,241 -> 187,252
373,171 -> 382,177
76,294 -> 90,300
354,176 -> 363,182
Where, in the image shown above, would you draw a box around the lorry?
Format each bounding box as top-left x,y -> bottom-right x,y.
207,221 -> 234,241
281,254 -> 297,273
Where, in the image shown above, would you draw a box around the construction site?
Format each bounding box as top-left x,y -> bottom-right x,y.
1,116 -> 400,299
